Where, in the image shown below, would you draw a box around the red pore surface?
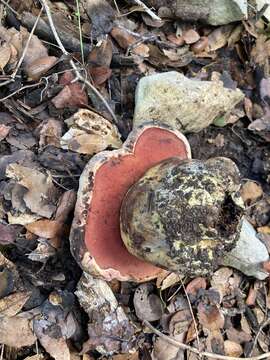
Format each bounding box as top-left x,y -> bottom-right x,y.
85,127 -> 189,281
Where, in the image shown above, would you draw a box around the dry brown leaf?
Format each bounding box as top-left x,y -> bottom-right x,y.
167,34 -> 184,46
210,267 -> 233,299
0,315 -> 36,348
198,303 -> 224,331
251,35 -> 270,66
224,340 -> 243,357
26,56 -> 58,80
111,353 -> 139,360
52,83 -> 88,109
186,277 -> 207,297
88,66 -> 112,86
0,124 -> 11,141
241,181 -> 263,203
34,331 -> 70,360
183,29 -> 200,44
39,118 -> 62,148
60,109 -> 122,155
0,223 -> 18,245
55,190 -> 77,223
160,272 -> 182,291
110,26 -> 149,57
0,291 -> 31,316
152,334 -> 184,360
6,164 -> 58,218
0,44 -> 11,69
25,219 -> 63,239
207,25 -> 234,51
88,39 -> 113,67
169,309 -> 192,336
24,355 -> 45,360
226,327 -> 252,344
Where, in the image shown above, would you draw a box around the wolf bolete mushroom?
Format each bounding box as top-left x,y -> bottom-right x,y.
120,157 -> 244,276
70,123 -> 191,282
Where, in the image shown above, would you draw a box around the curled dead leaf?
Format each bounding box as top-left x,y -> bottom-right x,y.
198,303 -> 224,331
26,56 -> 58,80
111,26 -> 149,57
0,291 -> 31,317
61,109 -> 122,155
25,219 -> 63,239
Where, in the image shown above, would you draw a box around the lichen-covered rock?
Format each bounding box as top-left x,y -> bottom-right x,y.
133,72 -> 244,133
222,218 -> 269,280
120,157 -> 243,276
174,0 -> 247,25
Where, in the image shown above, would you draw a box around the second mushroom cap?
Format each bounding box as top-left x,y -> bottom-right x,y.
120,157 -> 244,276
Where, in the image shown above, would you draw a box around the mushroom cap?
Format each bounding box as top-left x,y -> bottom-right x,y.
120,157 -> 243,276
70,123 -> 191,282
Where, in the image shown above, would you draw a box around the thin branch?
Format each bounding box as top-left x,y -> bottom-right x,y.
144,320 -> 270,360
39,0 -> 118,123
12,7 -> 44,79
0,82 -> 42,102
181,279 -> 201,354
132,0 -> 161,21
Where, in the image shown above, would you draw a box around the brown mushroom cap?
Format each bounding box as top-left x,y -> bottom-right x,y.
70,123 -> 191,282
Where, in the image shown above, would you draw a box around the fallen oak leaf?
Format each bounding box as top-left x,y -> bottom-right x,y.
0,315 -> 37,348
26,56 -> 58,80
25,219 -> 64,239
0,291 -> 31,317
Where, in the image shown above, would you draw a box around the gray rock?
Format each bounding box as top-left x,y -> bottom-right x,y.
133,72 -> 244,133
175,0 -> 247,25
222,218 -> 269,280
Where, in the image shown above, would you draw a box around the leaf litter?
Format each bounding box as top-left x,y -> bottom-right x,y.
1,0 -> 270,359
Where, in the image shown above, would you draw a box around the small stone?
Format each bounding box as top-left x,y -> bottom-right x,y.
222,218 -> 269,280
133,72 -> 244,133
175,0 -> 247,26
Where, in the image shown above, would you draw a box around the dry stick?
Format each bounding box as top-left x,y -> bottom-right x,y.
12,7 -> 44,79
39,0 -> 118,123
144,320 -> 270,360
133,0 -> 161,21
180,279 -> 201,355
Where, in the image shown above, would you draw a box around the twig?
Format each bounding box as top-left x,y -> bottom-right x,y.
75,0 -> 85,65
144,320 -> 270,360
12,7 -> 44,79
132,0 -> 161,21
251,318 -> 270,356
181,279 -> 201,355
0,82 -> 43,102
0,344 -> 4,360
39,0 -> 118,123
